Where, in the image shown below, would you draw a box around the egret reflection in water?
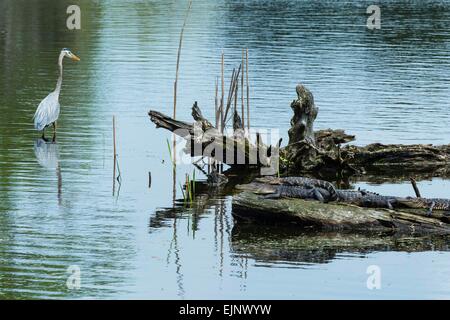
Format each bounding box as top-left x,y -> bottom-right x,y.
34,138 -> 62,204
34,138 -> 59,169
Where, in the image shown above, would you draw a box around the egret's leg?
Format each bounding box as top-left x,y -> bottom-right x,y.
41,129 -> 48,142
52,122 -> 57,142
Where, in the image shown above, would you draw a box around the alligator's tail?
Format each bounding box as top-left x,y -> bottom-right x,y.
396,197 -> 428,209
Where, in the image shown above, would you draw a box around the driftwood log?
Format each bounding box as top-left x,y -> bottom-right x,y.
281,84 -> 450,174
149,101 -> 273,167
342,143 -> 450,171
148,84 -> 450,176
232,192 -> 450,235
150,183 -> 450,262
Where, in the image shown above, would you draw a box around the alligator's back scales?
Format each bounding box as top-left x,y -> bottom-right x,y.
262,185 -> 396,209
264,185 -> 326,202
255,176 -> 450,214
268,177 -> 338,201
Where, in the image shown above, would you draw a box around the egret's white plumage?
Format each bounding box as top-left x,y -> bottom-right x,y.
33,48 -> 80,139
34,91 -> 61,131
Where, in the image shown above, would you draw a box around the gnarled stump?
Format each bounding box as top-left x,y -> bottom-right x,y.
288,84 -> 318,146
283,84 -> 357,174
281,84 -> 450,175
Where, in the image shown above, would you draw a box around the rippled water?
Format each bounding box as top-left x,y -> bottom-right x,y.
0,0 -> 450,299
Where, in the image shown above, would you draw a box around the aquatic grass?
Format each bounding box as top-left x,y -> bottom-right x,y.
223,64 -> 241,129
246,48 -> 250,131
184,174 -> 192,204
112,115 -> 122,196
179,182 -> 186,203
166,138 -> 174,166
185,174 -> 190,203
241,49 -> 245,127
179,171 -> 196,206
172,0 -> 192,203
220,52 -> 224,132
113,116 -> 116,194
173,0 -> 192,119
277,155 -> 280,178
192,169 -> 196,196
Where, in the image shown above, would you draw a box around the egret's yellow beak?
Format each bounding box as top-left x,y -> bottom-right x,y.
70,54 -> 80,61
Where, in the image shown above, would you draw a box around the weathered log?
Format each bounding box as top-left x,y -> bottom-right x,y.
315,129 -> 355,161
232,192 -> 450,235
280,84 -> 450,174
149,103 -> 271,166
315,129 -> 355,146
149,110 -> 193,136
235,180 -> 450,220
342,143 -> 450,169
192,101 -> 214,131
149,84 -> 450,176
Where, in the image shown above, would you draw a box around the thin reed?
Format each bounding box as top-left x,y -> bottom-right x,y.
113,115 -> 116,191
173,0 -> 193,119
166,138 -> 175,166
241,49 -> 245,127
246,48 -> 250,130
180,171 -> 196,205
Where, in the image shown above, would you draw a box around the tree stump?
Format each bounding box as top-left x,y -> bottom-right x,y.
288,84 -> 318,146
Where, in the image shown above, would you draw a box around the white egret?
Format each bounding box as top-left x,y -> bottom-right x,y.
34,48 -> 80,141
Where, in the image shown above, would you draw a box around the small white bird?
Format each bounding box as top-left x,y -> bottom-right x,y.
34,48 -> 80,141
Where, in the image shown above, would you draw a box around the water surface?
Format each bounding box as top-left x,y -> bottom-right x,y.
0,0 -> 450,299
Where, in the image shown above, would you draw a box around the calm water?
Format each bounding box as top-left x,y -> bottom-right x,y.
1,0 -> 450,299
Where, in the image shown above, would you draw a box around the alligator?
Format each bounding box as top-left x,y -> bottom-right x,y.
255,176 -> 398,208
396,197 -> 450,216
254,176 -> 450,213
337,189 -> 397,209
258,184 -> 397,209
256,176 -> 338,201
262,184 -> 327,202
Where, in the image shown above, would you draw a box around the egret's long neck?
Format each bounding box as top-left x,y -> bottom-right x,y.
55,52 -> 64,94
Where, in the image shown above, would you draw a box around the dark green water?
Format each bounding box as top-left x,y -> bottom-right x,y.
1,0 -> 450,299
